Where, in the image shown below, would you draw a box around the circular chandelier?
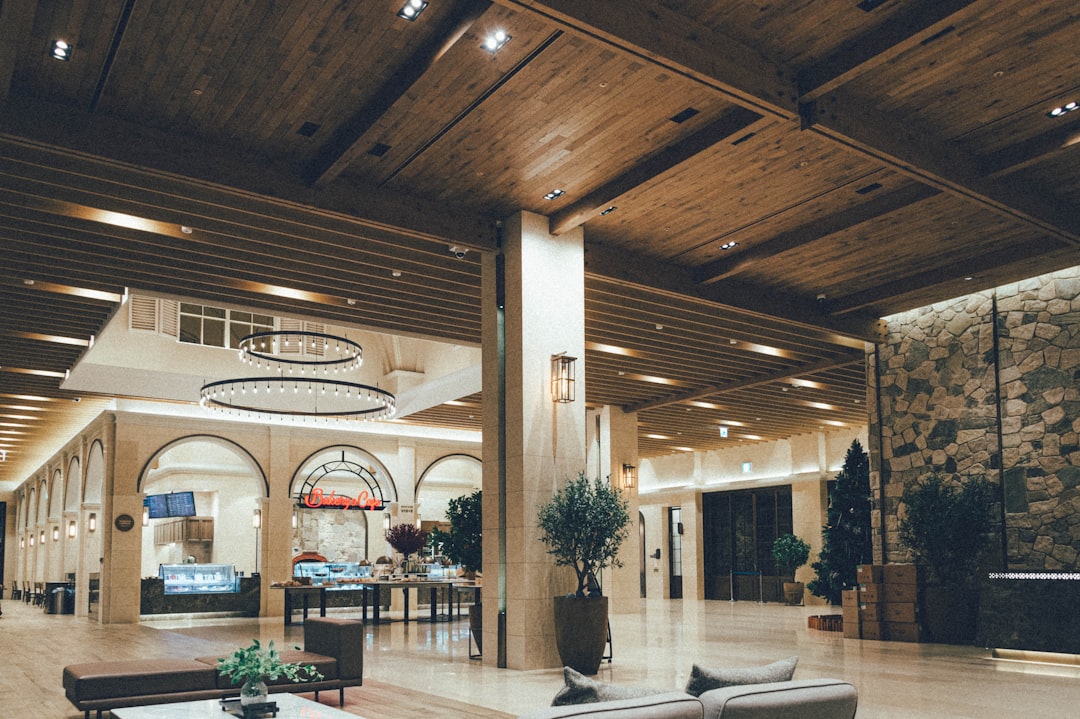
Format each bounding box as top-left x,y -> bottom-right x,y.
199,330 -> 396,420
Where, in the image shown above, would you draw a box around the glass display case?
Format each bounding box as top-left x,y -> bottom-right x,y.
292,561 -> 373,588
158,563 -> 239,594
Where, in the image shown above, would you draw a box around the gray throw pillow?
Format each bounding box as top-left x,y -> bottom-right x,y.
552,667 -> 666,706
684,656 -> 798,697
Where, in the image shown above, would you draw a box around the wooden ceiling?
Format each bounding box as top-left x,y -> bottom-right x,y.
1,0 -> 1078,484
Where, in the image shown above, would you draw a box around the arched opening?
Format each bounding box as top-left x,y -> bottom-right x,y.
415,454 -> 482,557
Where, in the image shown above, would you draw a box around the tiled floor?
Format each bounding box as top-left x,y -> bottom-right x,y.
3,595 -> 1078,718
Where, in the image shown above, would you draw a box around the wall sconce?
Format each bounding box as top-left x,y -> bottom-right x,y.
621,464 -> 637,491
68,520 -> 77,538
40,530 -> 46,545
291,509 -> 298,529
252,508 -> 262,529
20,537 -> 25,548
53,526 -> 60,541
88,513 -> 97,532
142,506 -> 150,526
551,353 -> 577,403
28,534 -> 34,547
383,513 -> 391,530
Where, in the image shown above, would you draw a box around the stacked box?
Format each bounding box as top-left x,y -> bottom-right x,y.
842,589 -> 861,638
856,565 -> 884,640
881,563 -> 920,642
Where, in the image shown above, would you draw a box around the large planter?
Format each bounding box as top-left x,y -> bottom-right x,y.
782,581 -> 805,606
922,584 -> 978,644
553,595 -> 608,675
469,602 -> 483,653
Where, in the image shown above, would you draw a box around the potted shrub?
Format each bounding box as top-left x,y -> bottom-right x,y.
771,533 -> 811,605
898,473 -> 994,643
537,473 -> 630,675
217,639 -> 322,705
385,523 -> 428,574
431,489 -> 483,651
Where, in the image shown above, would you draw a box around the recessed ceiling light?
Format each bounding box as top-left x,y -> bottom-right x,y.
543,188 -> 564,200
1047,101 -> 1078,118
391,270 -> 402,277
720,241 -> 739,250
51,40 -> 72,62
599,206 -> 617,216
397,0 -> 427,21
482,30 -> 511,53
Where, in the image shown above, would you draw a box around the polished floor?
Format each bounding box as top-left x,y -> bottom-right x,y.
1,594 -> 1077,718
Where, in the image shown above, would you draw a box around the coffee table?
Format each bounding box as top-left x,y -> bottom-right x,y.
110,692 -> 357,718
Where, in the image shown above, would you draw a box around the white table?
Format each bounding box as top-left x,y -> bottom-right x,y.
110,692 -> 358,718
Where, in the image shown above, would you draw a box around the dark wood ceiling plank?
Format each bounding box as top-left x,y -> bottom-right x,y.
694,182 -> 942,284
0,0 -> 38,101
492,0 -> 799,119
550,107 -> 762,234
978,117 -> 1080,178
308,0 -> 492,187
797,0 -> 984,102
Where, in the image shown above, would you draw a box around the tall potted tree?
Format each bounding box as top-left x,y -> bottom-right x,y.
771,533 -> 811,605
537,473 -> 629,675
898,473 -> 994,643
431,490 -> 483,650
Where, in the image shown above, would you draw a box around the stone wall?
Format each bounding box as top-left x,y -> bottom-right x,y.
869,267 -> 1080,572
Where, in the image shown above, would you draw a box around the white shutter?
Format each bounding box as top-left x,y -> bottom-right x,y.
129,296 -> 159,332
159,299 -> 179,338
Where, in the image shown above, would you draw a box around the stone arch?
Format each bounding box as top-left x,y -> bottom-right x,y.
414,453 -> 482,531
137,434 -> 267,496
49,467 -> 63,520
85,441 -> 106,505
65,456 -> 81,513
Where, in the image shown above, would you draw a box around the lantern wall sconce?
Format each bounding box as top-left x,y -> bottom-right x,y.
291,509 -> 298,529
88,513 -> 97,532
40,530 -> 46,544
383,513 -> 391,530
142,506 -> 150,526
621,464 -> 637,491
68,520 -> 77,538
28,534 -> 34,547
252,508 -> 262,529
53,526 -> 60,541
551,353 -> 577,403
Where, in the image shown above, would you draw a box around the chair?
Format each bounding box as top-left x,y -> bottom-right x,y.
10,583 -> 21,601
32,582 -> 46,607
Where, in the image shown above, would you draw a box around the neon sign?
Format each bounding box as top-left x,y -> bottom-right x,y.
300,487 -> 382,511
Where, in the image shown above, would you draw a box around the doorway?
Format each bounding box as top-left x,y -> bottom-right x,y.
668,507 -> 683,599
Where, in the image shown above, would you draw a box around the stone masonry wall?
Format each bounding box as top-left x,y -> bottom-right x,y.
868,267 -> 1080,572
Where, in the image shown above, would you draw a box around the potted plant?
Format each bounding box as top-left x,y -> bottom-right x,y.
537,473 -> 630,675
898,473 -> 994,643
771,533 -> 811,605
430,490 -> 483,651
217,639 -> 322,705
385,522 -> 428,574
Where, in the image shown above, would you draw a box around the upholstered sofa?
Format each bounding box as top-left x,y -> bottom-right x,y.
519,678 -> 858,719
63,617 -> 363,719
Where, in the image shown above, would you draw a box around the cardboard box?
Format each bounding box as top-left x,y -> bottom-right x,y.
842,606 -> 861,626
861,620 -> 884,640
883,602 -> 916,623
842,589 -> 860,607
858,583 -> 882,603
857,564 -> 884,584
843,621 -> 862,639
859,602 -> 883,622
884,581 -> 918,603
885,621 -> 923,642
883,563 -> 918,585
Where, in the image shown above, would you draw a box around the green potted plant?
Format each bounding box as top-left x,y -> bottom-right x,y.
537,473 -> 630,675
217,639 -> 322,705
431,489 -> 483,651
898,473 -> 994,643
771,533 -> 811,605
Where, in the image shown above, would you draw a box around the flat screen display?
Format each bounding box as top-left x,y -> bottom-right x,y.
144,491 -> 196,518
144,493 -> 169,519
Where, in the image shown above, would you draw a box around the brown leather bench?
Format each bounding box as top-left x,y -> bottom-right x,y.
63,617 -> 363,719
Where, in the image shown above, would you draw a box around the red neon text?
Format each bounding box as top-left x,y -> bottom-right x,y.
302,488 -> 381,510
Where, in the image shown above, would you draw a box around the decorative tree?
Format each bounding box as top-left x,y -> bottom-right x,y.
430,489 -> 483,573
807,439 -> 873,604
385,523 -> 428,560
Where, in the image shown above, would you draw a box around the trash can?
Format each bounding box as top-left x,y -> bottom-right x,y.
47,587 -> 66,614
62,587 -> 76,614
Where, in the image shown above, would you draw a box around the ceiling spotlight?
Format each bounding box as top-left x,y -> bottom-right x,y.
1047,101 -> 1078,118
482,30 -> 512,53
51,40 -> 72,61
720,241 -> 739,250
543,188 -> 565,201
599,206 -> 617,216
397,0 -> 427,21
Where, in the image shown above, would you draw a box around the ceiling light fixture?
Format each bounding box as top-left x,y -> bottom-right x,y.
397,0 -> 427,21
1047,101 -> 1078,118
51,40 -> 72,61
482,30 -> 511,53
720,241 -> 739,250
599,206 -> 617,216
543,188 -> 565,201
199,331 -> 395,420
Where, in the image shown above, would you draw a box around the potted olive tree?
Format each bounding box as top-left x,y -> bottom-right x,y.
537,473 -> 629,675
431,489 -> 483,650
898,473 -> 994,643
771,533 -> 811,605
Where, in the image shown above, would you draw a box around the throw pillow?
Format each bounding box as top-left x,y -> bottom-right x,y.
684,656 -> 798,697
552,667 -> 666,706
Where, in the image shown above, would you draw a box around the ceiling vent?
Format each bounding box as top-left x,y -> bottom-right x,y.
368,143 -> 392,157
297,122 -> 321,137
670,107 -> 700,124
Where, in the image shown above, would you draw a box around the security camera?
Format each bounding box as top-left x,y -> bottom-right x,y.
448,245 -> 467,259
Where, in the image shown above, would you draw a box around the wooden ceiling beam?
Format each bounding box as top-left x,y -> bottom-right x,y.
797,0 -> 984,102
0,0 -> 37,102
491,0 -> 799,119
625,352 -> 864,413
550,107 -> 763,235
307,0 -> 492,187
584,242 -> 884,343
978,118 -> 1080,178
694,183 -> 942,284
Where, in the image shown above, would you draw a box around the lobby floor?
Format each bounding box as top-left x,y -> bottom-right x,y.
2,595 -> 1077,718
